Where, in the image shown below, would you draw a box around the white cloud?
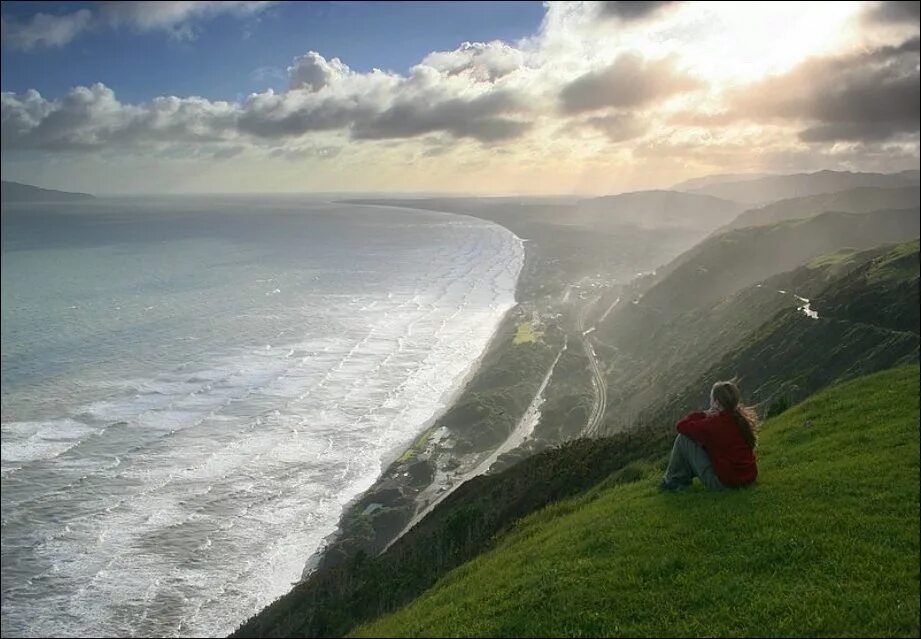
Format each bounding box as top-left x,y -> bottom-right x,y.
0,1 -> 274,50
1,9 -> 93,50
287,52 -> 352,91
421,41 -> 527,82
1,1 -> 919,193
1,48 -> 534,151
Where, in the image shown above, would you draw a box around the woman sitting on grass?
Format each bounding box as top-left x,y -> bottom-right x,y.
660,380 -> 759,492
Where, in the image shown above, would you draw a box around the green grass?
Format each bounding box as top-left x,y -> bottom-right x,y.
867,239 -> 920,282
807,247 -> 861,269
398,426 -> 436,463
356,366 -> 920,637
513,321 -> 544,345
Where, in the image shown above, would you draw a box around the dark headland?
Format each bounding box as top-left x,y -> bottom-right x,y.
1,180 -> 94,203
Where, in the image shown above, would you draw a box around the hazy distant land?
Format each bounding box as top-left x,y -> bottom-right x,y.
1,180 -> 94,203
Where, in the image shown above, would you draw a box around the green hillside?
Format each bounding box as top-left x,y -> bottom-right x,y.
596,241 -> 919,432
358,365 -> 921,638
641,240 -> 919,428
637,208 -> 919,315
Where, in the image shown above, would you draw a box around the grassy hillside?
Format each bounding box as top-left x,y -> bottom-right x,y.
724,186 -> 920,231
637,207 -> 919,315
596,241 -> 919,432
640,241 -> 919,430
232,430 -> 672,638
358,365 -> 921,638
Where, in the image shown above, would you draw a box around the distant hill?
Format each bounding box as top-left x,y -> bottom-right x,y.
641,207 -> 920,315
671,172 -> 774,191
1,180 -> 93,202
679,170 -> 920,205
575,189 -> 744,230
724,186 -> 921,231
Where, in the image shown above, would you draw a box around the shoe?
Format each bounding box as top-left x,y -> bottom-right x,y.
659,479 -> 691,492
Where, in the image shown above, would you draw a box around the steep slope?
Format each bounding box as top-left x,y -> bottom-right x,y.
0,180 -> 93,202
231,430 -> 671,638
594,241 -> 917,431
636,207 -> 919,315
641,241 -> 919,428
358,366 -> 920,638
724,186 -> 920,231
681,169 -> 919,204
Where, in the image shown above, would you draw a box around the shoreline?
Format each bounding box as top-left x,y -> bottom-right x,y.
298,202 -> 527,580
385,334 -> 569,550
233,195 -> 712,636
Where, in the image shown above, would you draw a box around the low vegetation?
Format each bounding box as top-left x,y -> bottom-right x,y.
358,366 -> 920,637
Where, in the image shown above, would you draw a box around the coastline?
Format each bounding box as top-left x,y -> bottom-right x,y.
235,195 -> 695,636
298,203 -> 528,579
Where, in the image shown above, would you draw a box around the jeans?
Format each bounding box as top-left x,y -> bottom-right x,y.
663,434 -> 726,491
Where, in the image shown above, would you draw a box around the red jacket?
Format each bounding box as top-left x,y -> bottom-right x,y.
676,410 -> 757,487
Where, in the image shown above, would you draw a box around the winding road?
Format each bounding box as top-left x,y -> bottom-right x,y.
578,297 -> 607,437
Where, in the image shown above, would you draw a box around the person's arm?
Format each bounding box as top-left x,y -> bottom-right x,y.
676,411 -> 714,441
676,411 -> 706,430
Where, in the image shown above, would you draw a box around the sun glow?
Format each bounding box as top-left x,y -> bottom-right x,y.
663,1 -> 864,85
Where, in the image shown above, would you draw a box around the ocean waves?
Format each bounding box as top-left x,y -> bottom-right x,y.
0,200 -> 523,638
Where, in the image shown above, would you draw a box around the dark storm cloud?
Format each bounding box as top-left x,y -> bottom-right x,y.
864,1 -> 921,24
351,90 -> 531,142
559,53 -> 702,114
733,36 -> 920,142
598,1 -> 676,21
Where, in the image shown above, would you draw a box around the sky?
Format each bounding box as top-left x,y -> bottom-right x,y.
1,1 -> 919,195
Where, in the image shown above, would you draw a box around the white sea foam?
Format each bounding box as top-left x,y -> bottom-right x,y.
1,201 -> 523,638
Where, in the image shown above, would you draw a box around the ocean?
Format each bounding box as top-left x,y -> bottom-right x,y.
0,196 -> 523,637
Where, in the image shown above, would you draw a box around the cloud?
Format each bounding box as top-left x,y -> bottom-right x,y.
1,49 -> 534,151
582,113 -> 648,142
1,84 -> 239,151
559,53 -> 703,113
864,1 -> 921,24
2,0 -> 919,189
212,145 -> 246,160
421,41 -> 526,82
1,1 -> 274,50
268,145 -> 341,161
100,1 -> 272,31
597,1 -> 677,21
287,52 -> 351,91
731,37 -> 920,142
352,89 -> 531,142
0,9 -> 93,50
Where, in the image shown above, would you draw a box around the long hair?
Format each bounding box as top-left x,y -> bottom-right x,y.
711,380 -> 759,449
